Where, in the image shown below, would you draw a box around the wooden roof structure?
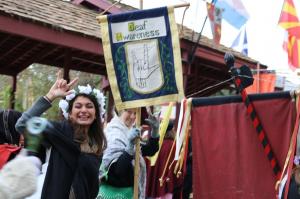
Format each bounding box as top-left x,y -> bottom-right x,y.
0,0 -> 267,108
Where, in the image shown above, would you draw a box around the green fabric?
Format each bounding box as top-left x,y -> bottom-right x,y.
97,183 -> 133,199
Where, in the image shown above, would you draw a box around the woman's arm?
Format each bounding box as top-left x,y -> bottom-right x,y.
15,70 -> 78,134
141,137 -> 159,156
106,152 -> 134,187
15,97 -> 52,134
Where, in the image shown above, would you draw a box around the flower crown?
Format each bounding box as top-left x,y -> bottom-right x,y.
58,84 -> 106,120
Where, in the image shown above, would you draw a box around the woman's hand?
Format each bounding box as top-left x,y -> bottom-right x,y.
145,112 -> 160,138
45,70 -> 78,102
125,128 -> 140,155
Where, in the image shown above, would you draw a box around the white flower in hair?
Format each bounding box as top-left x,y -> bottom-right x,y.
65,90 -> 76,101
93,88 -> 106,118
59,100 -> 69,119
78,84 -> 92,95
59,100 -> 69,111
58,84 -> 106,120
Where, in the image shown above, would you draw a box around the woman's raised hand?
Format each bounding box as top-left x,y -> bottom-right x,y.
45,70 -> 78,102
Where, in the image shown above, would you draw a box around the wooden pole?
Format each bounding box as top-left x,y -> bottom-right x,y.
174,2 -> 190,8
63,49 -> 71,83
134,108 -> 141,199
139,0 -> 143,10
9,75 -> 17,109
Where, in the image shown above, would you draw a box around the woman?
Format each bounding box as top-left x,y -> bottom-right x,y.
15,71 -> 107,199
99,108 -> 160,199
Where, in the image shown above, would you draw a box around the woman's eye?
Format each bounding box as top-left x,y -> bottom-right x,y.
87,105 -> 94,109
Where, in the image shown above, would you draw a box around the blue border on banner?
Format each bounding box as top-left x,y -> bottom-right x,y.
107,7 -> 178,102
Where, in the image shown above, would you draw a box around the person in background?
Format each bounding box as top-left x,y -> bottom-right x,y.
0,109 -> 23,146
146,120 -> 184,199
15,70 -> 107,199
0,150 -> 41,199
182,135 -> 192,199
98,108 -> 160,199
279,155 -> 300,199
0,116 -> 46,199
0,109 -> 24,169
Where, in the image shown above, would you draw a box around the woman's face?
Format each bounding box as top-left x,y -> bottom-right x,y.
69,96 -> 96,126
120,109 -> 137,128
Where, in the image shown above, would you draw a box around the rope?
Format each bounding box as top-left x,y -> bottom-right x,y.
234,77 -> 281,179
186,77 -> 234,97
179,5 -> 190,37
99,0 -> 121,15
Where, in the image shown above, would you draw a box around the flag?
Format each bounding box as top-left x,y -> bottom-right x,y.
231,26 -> 248,55
283,32 -> 300,70
215,0 -> 249,29
278,0 -> 300,70
245,71 -> 276,94
278,0 -> 300,38
207,2 -> 222,44
98,7 -> 184,110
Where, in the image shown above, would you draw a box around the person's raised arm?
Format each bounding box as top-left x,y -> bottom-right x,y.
15,70 -> 78,134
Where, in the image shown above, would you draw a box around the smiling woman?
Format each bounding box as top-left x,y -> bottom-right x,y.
98,108 -> 160,199
15,70 -> 107,199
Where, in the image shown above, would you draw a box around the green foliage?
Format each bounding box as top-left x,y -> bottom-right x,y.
0,75 -> 12,109
0,84 -> 12,109
0,64 -> 103,120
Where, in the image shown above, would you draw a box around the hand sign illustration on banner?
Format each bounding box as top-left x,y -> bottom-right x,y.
98,6 -> 184,110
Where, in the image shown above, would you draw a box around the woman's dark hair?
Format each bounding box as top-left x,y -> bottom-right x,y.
68,93 -> 107,155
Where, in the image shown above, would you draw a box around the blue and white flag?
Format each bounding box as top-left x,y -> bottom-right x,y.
215,0 -> 249,29
231,27 -> 248,56
98,7 -> 184,110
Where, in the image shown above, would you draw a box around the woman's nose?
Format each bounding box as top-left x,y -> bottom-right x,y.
80,106 -> 88,112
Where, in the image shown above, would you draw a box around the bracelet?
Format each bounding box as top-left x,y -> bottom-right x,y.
43,95 -> 52,103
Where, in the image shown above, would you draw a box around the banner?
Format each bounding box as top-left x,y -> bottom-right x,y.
99,7 -> 184,110
191,92 -> 295,198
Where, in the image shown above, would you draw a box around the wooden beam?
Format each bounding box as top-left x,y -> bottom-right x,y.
0,38 -> 28,60
9,75 -> 17,109
72,0 -> 85,4
13,45 -> 59,73
0,15 -> 103,55
63,49 -> 71,82
0,65 -> 18,76
8,42 -> 42,66
73,52 -> 105,63
84,0 -> 124,14
72,56 -> 106,67
41,60 -> 106,75
0,34 -> 12,49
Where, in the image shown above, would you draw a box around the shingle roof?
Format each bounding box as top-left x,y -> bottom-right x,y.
0,0 -> 102,39
0,0 -> 265,66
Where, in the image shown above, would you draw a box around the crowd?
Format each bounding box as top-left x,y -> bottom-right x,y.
0,70 -> 192,199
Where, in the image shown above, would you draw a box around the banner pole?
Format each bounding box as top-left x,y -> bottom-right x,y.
134,108 -> 141,199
